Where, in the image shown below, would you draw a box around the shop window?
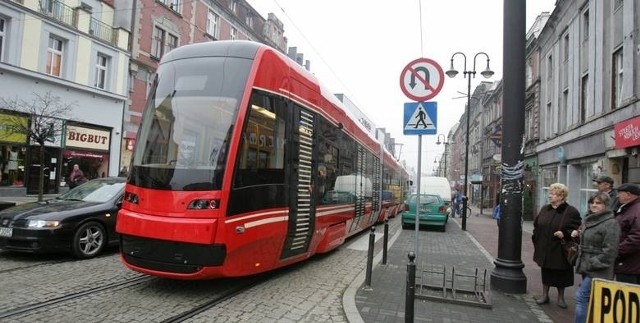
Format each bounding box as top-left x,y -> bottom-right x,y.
1,145 -> 25,186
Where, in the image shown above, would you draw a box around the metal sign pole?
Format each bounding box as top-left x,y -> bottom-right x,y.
415,135 -> 422,258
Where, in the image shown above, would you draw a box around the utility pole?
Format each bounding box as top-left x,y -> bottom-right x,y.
490,0 -> 527,293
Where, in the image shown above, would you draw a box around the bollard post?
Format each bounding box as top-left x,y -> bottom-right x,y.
365,226 -> 375,288
406,252 -> 416,323
383,218 -> 389,265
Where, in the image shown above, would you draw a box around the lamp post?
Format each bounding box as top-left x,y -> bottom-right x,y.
446,52 -> 493,231
436,134 -> 449,179
490,0 -> 528,294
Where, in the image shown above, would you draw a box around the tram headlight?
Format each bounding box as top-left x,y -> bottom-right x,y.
187,199 -> 219,210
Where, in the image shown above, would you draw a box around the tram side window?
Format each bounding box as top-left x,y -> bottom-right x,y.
339,132 -> 356,177
233,90 -> 286,187
316,117 -> 340,205
364,151 -> 374,202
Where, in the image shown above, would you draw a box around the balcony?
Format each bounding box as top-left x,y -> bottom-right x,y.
37,0 -> 122,47
90,17 -> 115,44
39,0 -> 75,27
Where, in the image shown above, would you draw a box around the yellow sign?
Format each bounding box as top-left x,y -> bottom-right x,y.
589,278 -> 640,322
0,113 -> 28,143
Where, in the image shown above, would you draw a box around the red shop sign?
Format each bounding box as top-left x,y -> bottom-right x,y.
615,116 -> 640,149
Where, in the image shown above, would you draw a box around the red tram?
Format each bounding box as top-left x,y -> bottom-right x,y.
116,40 -> 409,279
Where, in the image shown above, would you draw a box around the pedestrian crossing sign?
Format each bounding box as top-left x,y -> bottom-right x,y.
403,102 -> 437,135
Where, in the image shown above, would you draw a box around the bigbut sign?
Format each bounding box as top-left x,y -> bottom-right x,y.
65,125 -> 110,151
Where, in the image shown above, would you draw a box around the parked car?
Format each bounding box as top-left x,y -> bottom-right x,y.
0,177 -> 126,258
419,176 -> 453,211
402,193 -> 449,231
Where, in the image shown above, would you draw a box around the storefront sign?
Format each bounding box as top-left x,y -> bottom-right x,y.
65,125 -> 110,151
63,150 -> 108,160
0,113 -> 28,144
615,116 -> 640,149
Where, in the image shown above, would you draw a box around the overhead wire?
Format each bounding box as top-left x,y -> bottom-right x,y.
268,0 -> 362,108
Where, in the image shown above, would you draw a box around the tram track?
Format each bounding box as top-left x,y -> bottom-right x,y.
0,258 -> 69,275
0,275 -> 154,320
0,248 -> 120,275
161,277 -> 262,323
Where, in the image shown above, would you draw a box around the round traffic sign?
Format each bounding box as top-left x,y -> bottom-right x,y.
399,58 -> 445,101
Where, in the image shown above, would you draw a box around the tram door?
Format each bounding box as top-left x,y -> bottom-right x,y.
281,105 -> 316,259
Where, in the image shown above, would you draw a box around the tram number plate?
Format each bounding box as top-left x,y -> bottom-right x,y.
0,227 -> 12,237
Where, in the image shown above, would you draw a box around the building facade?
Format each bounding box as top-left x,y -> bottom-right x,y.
440,0 -> 640,217
536,0 -> 639,215
0,0 -> 130,196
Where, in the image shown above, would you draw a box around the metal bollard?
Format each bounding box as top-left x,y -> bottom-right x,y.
406,252 -> 416,323
365,226 -> 375,288
383,218 -> 389,265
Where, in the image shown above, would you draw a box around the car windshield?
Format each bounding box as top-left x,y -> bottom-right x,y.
58,180 -> 125,203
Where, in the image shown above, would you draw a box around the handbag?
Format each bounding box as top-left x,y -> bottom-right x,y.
558,208 -> 580,266
561,239 -> 579,266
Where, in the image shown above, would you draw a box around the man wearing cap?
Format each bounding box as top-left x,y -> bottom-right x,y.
594,175 -> 620,211
614,183 -> 640,284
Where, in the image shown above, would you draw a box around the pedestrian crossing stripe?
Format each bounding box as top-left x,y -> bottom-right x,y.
403,102 -> 437,135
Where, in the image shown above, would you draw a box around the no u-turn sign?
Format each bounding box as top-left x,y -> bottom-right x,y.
399,58 -> 445,102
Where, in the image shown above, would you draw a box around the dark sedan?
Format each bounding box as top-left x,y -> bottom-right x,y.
0,177 -> 126,258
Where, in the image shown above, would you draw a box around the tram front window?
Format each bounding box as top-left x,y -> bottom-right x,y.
131,56 -> 252,190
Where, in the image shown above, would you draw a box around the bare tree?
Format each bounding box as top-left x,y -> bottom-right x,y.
0,92 -> 74,201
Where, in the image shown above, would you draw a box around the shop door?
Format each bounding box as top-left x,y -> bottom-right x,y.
27,147 -> 59,195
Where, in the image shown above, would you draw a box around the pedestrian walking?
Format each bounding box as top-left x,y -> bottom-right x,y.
452,188 -> 462,218
68,164 -> 86,189
572,192 -> 620,323
613,183 -> 640,284
493,192 -> 502,226
119,166 -> 129,177
593,175 -> 620,211
532,183 -> 582,309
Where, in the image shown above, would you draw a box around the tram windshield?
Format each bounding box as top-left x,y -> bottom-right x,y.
130,56 -> 252,190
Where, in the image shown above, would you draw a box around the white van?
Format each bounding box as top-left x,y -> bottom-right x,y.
419,176 -> 452,206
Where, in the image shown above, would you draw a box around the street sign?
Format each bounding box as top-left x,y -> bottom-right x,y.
403,102 -> 437,135
399,58 -> 445,101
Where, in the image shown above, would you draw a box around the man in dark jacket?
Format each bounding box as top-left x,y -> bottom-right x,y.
614,183 -> 640,284
593,175 -> 619,211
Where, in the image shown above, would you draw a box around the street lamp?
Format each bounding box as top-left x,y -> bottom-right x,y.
436,134 -> 449,179
433,157 -> 441,176
446,52 -> 493,231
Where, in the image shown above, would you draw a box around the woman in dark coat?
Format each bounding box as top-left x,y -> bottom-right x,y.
572,192 -> 620,323
532,183 -> 582,308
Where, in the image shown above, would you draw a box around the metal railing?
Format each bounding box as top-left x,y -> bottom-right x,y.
90,17 -> 115,44
39,0 -> 75,27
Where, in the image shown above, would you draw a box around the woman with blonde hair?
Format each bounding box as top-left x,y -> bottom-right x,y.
532,183 -> 582,308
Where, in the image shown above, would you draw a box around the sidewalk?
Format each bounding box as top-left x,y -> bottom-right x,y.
350,208 -> 580,322
0,194 -> 61,206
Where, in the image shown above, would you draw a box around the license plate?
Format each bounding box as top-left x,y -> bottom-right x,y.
0,227 -> 12,238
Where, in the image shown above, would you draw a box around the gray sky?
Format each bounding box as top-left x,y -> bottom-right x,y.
247,1 -> 557,173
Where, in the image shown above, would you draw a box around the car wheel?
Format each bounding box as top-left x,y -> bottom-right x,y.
72,222 -> 106,259
402,222 -> 409,230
